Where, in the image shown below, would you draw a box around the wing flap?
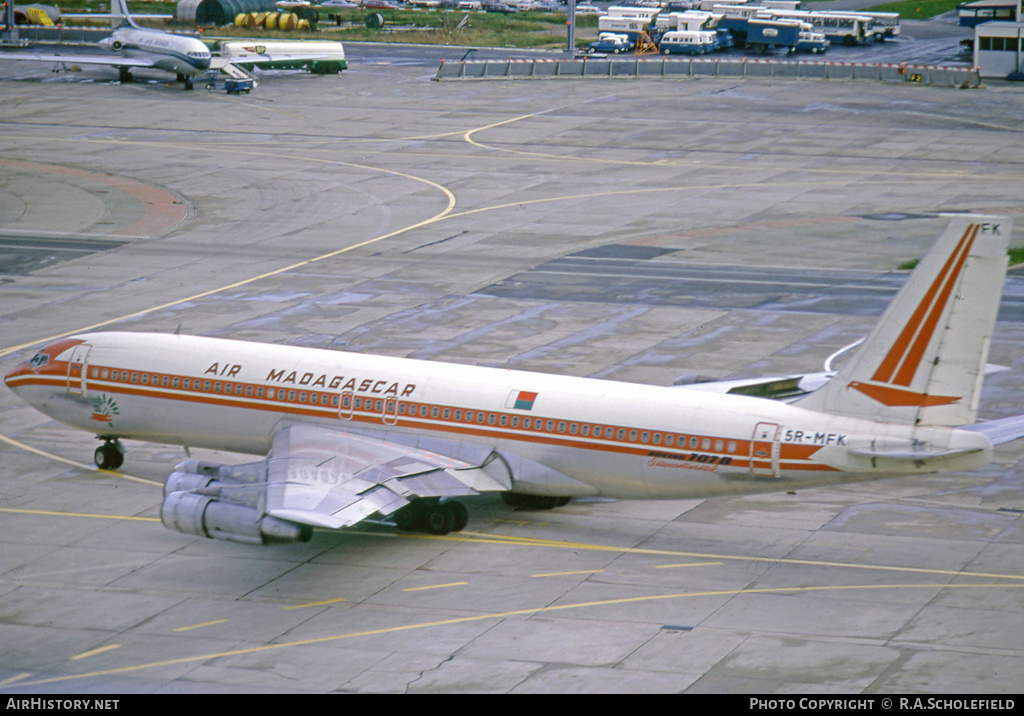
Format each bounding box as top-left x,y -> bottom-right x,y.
393,470 -> 479,497
264,423 -> 507,529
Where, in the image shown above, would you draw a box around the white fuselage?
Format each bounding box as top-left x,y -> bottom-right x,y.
5,332 -> 992,500
98,26 -> 212,76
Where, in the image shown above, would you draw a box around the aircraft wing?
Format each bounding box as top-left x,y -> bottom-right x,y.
0,51 -> 156,69
263,423 -> 511,529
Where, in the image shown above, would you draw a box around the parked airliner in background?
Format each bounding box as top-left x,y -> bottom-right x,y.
2,0 -> 348,89
1,0 -> 211,88
6,215 -> 1024,545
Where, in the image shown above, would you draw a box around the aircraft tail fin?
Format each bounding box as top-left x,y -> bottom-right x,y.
795,215 -> 1011,427
110,0 -> 139,28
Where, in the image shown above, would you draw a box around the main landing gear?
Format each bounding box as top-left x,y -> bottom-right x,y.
392,493 -> 574,535
393,498 -> 469,536
501,493 -> 571,510
94,438 -> 125,470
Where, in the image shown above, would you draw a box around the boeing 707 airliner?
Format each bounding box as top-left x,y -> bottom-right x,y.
6,215 -> 1024,545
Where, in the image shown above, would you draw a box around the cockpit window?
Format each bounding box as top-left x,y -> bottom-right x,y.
29,353 -> 49,368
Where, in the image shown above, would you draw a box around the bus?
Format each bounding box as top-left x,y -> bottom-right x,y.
764,9 -> 872,44
833,10 -> 900,40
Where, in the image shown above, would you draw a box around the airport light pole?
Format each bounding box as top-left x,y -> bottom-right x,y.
2,0 -> 18,43
565,0 -> 576,53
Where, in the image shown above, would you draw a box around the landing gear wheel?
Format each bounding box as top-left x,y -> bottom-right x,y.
447,501 -> 469,532
424,503 -> 455,535
394,501 -> 425,531
394,500 -> 468,535
500,492 -> 527,508
94,440 -> 124,470
501,493 -> 571,510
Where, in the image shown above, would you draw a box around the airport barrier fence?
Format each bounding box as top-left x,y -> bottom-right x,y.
435,57 -> 982,88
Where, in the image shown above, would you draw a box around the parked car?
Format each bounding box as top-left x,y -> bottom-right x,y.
482,1 -> 517,11
588,32 -> 634,53
363,0 -> 400,8
663,0 -> 698,10
319,0 -> 358,6
574,3 -> 603,14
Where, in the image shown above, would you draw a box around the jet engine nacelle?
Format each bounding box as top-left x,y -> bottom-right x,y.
160,459 -> 311,545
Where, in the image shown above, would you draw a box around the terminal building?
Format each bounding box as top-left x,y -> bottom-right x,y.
974,20 -> 1023,77
958,0 -> 1019,25
959,0 -> 1023,78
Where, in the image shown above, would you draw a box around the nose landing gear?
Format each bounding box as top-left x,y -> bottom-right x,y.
94,438 -> 125,470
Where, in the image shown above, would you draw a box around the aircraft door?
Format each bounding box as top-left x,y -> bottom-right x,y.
66,344 -> 91,396
383,397 -> 398,425
338,391 -> 354,420
750,422 -> 780,477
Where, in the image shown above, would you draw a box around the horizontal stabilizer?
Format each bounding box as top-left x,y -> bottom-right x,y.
674,372 -> 831,400
963,414 -> 1024,446
846,443 -> 986,461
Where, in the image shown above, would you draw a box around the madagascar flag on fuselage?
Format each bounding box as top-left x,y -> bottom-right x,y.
508,390 -> 537,411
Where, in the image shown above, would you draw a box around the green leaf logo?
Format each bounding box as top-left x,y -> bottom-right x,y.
90,395 -> 120,424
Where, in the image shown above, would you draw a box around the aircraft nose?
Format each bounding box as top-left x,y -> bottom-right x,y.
4,359 -> 31,394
